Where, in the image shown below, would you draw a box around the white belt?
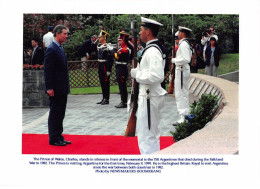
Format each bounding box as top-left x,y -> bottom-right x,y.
115,61 -> 127,65
176,65 -> 183,70
139,84 -> 150,92
98,59 -> 107,63
139,84 -> 152,96
139,83 -> 167,96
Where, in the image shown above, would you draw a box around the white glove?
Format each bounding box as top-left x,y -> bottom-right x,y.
107,71 -> 111,76
107,43 -> 114,51
127,98 -> 132,113
169,74 -> 172,83
93,38 -> 98,44
131,68 -> 138,78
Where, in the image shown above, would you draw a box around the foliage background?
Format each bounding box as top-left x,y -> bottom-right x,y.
23,14 -> 239,61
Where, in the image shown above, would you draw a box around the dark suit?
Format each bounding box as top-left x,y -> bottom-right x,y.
44,42 -> 70,144
31,46 -> 44,65
77,38 -> 97,58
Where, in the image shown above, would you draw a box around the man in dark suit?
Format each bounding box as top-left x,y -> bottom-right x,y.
31,38 -> 44,65
77,35 -> 98,59
77,35 -> 98,72
44,25 -> 71,146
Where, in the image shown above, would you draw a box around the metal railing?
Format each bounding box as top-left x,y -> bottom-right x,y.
68,59 -> 171,88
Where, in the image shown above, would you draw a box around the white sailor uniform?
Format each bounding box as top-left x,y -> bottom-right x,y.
172,38 -> 192,121
131,39 -> 167,155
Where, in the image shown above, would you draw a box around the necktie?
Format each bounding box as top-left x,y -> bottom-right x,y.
32,47 -> 36,58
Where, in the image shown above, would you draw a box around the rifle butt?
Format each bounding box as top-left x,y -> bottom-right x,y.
168,64 -> 175,94
168,76 -> 174,94
124,111 -> 136,137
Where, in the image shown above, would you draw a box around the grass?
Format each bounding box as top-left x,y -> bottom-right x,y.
70,86 -> 133,95
217,53 -> 239,75
70,54 -> 238,95
70,85 -> 168,95
198,53 -> 239,75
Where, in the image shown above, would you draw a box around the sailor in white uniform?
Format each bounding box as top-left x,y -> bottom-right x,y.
131,17 -> 167,155
171,26 -> 193,124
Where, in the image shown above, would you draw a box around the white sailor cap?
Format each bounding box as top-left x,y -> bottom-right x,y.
175,31 -> 179,39
178,26 -> 192,32
141,17 -> 163,28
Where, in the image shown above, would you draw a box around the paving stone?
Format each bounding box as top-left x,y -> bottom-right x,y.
22,94 -> 180,136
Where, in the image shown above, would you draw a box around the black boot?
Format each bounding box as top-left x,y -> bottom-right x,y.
97,99 -> 104,104
115,102 -> 127,108
101,99 -> 109,105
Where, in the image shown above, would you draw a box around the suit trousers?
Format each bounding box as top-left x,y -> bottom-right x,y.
48,95 -> 68,143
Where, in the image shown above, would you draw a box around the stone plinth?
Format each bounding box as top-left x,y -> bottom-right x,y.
23,70 -> 49,108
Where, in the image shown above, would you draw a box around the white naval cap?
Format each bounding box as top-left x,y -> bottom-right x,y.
175,31 -> 179,39
141,17 -> 163,28
178,26 -> 192,32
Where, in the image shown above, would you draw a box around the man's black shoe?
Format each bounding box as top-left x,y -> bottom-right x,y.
115,102 -> 127,108
49,141 -> 66,146
62,140 -> 71,144
101,99 -> 109,105
97,99 -> 104,104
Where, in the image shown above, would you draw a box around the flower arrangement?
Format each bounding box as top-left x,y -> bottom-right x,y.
23,64 -> 44,70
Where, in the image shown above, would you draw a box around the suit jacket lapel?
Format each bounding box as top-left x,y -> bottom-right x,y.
54,43 -> 64,58
55,44 -> 67,68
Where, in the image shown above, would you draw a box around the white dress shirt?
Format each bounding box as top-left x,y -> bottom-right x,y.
43,32 -> 54,48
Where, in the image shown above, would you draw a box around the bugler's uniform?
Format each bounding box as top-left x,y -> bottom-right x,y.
114,30 -> 133,108
96,28 -> 114,105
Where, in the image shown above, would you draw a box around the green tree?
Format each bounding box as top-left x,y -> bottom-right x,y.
23,14 -> 239,61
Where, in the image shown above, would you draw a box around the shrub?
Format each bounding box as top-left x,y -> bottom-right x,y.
171,94 -> 219,142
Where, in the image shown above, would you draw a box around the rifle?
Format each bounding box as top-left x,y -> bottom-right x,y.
168,56 -> 175,94
124,17 -> 138,137
168,14 -> 175,94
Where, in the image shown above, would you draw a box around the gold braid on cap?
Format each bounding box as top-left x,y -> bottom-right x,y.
99,26 -> 109,38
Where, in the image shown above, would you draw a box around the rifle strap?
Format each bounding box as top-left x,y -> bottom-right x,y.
138,41 -> 166,64
178,38 -> 193,51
